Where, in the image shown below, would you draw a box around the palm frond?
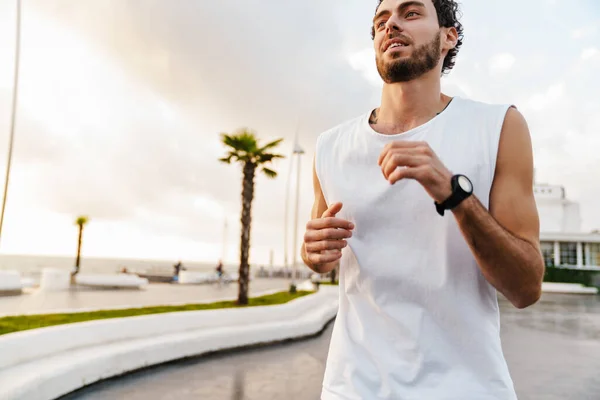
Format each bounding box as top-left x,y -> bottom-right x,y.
219,151 -> 239,164
257,153 -> 285,163
258,138 -> 284,153
220,128 -> 285,169
75,216 -> 89,226
220,129 -> 259,153
262,167 -> 278,179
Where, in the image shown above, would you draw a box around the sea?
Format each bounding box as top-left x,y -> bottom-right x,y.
0,254 -> 222,282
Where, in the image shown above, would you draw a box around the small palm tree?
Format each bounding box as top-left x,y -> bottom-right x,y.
72,216 -> 89,278
220,128 -> 284,305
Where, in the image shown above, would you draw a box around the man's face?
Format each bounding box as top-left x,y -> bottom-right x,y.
372,0 -> 443,83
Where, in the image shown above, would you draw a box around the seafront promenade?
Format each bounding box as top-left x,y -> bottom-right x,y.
63,292 -> 600,400
0,278 -> 290,317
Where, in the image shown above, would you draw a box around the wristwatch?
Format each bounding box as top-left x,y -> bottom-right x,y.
435,174 -> 473,216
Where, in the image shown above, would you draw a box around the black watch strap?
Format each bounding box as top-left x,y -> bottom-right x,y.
435,175 -> 473,216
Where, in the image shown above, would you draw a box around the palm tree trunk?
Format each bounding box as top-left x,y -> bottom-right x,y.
73,224 -> 83,276
238,161 -> 256,305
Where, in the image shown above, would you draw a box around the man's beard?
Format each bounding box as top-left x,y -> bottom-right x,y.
377,33 -> 442,83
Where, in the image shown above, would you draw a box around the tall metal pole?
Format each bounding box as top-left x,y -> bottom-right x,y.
283,148 -> 293,270
291,143 -> 304,288
0,0 -> 22,246
221,218 -> 228,263
283,120 -> 300,271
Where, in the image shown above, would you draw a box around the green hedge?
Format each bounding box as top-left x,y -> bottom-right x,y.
544,266 -> 600,288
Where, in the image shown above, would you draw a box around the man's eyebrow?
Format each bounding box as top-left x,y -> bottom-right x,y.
373,1 -> 427,24
373,9 -> 391,24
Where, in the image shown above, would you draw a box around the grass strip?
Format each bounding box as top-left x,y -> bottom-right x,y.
0,290 -> 313,336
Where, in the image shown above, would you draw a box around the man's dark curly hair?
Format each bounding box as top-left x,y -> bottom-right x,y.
370,0 -> 464,75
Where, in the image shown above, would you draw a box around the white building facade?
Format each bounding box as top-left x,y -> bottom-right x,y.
534,183 -> 600,270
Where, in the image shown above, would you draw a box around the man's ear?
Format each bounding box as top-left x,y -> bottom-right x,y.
443,26 -> 459,51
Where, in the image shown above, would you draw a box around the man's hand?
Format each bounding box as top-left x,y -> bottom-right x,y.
303,202 -> 354,271
378,141 -> 453,203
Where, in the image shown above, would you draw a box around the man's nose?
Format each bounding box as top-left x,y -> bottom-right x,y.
385,16 -> 403,35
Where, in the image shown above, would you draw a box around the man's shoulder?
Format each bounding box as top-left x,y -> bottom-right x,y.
316,112 -> 370,143
455,96 -> 513,112
453,96 -> 517,128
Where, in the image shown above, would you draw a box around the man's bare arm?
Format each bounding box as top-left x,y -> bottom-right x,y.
452,107 -> 545,309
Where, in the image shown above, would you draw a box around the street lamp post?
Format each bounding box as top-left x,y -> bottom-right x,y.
283,147 -> 293,272
283,120 -> 300,275
221,218 -> 228,263
0,0 -> 22,246
291,142 -> 305,291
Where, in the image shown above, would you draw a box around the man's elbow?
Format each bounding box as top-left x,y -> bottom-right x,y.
512,261 -> 544,309
512,286 -> 542,309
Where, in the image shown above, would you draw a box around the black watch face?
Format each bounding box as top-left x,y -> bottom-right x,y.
457,175 -> 473,193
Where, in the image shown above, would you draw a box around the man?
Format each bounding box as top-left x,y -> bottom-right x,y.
302,0 -> 545,398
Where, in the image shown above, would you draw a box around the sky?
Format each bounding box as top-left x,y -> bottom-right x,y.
0,0 -> 598,265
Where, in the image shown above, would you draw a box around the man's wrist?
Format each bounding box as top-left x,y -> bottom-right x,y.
451,195 -> 478,220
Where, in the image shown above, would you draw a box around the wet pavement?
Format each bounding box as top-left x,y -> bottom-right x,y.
61,293 -> 600,400
0,278 -> 290,316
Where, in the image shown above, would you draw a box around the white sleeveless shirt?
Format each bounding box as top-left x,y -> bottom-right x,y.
316,97 -> 518,400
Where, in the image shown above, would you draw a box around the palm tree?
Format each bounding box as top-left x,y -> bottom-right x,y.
220,129 -> 284,305
72,216 -> 89,279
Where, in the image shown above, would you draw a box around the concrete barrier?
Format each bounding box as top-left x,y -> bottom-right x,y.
39,268 -> 70,291
75,273 -> 149,289
178,271 -> 239,284
542,282 -> 599,294
0,286 -> 338,400
178,270 -> 216,284
0,271 -> 23,294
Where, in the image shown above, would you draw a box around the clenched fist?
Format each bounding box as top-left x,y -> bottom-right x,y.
378,141 -> 453,203
302,202 -> 354,272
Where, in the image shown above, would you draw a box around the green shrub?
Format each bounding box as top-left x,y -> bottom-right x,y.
544,266 -> 600,288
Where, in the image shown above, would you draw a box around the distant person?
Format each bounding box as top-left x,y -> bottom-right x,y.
301,1 -> 544,399
173,261 -> 186,282
215,260 -> 224,278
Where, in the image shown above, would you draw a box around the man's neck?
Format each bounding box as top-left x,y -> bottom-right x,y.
370,72 -> 452,135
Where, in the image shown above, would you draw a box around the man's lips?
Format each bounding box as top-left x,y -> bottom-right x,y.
383,38 -> 410,52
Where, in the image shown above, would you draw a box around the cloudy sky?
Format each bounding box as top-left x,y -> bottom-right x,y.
0,0 -> 598,265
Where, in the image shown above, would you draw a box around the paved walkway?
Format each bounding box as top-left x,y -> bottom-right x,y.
0,278 -> 290,316
62,292 -> 600,400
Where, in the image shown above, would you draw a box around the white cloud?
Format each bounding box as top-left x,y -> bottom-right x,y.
348,48 -> 382,87
571,26 -> 598,40
581,47 -> 599,61
489,53 -> 516,76
524,82 -> 565,112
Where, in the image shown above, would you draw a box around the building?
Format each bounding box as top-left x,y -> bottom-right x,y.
535,182 -> 600,270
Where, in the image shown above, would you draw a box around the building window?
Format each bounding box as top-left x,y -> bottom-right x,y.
583,243 -> 600,267
559,242 -> 577,266
541,242 -> 555,266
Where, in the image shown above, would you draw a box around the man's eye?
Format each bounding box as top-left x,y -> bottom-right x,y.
406,11 -> 419,18
377,21 -> 387,29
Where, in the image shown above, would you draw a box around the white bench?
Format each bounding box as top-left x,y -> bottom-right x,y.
0,286 -> 338,400
0,271 -> 24,294
75,273 -> 149,289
